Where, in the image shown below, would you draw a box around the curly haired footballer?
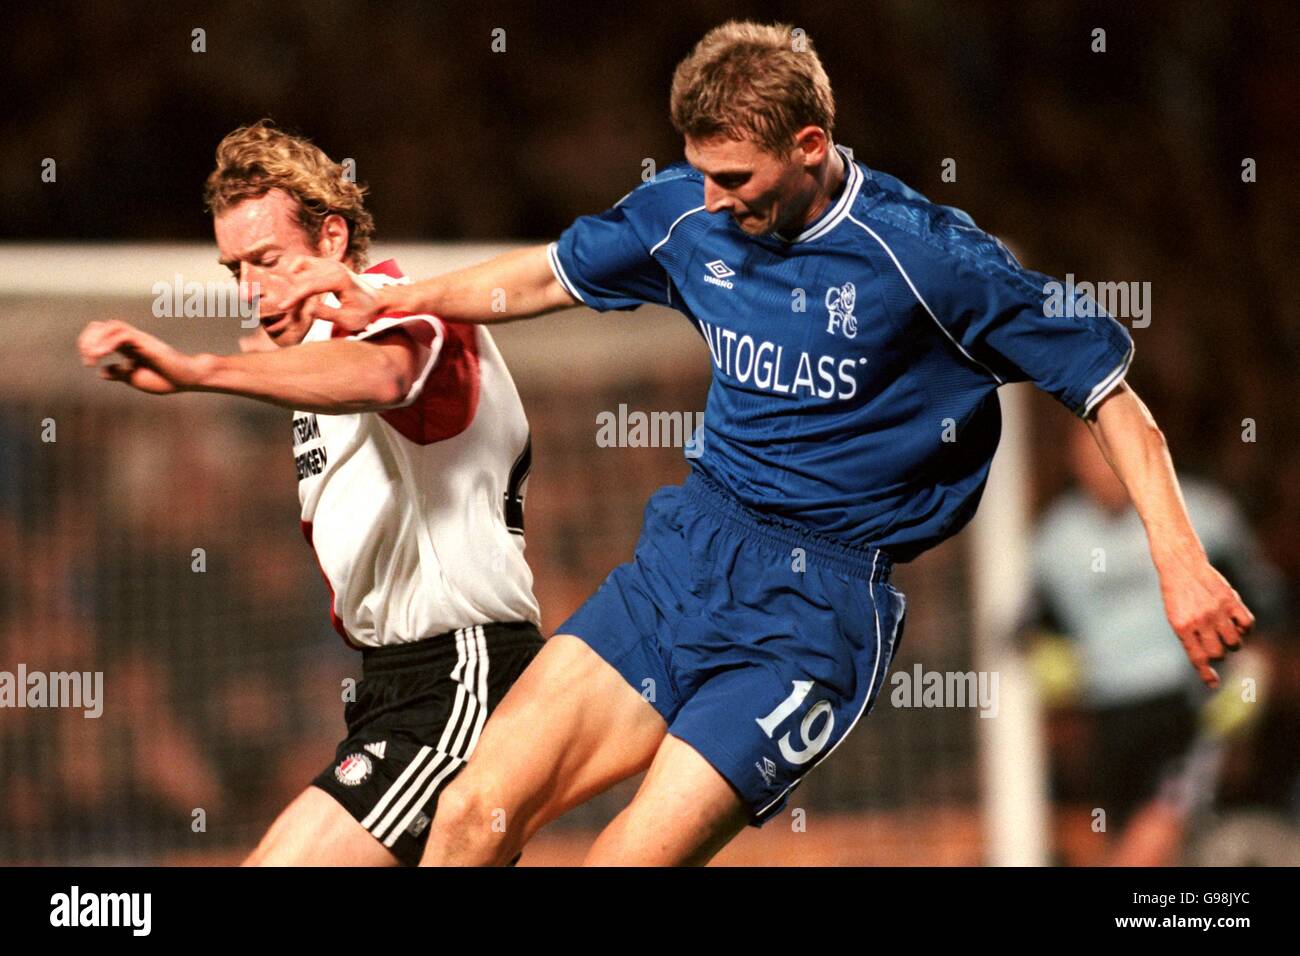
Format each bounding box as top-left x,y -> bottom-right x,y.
204,120 -> 375,269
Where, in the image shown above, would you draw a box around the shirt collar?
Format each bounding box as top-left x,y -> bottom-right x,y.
775,144 -> 864,245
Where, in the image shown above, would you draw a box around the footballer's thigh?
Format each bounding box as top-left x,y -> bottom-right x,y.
244,786 -> 399,866
584,732 -> 750,867
261,622 -> 547,867
421,632 -> 667,865
423,482 -> 710,865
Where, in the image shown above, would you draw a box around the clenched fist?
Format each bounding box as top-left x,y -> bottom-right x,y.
77,320 -> 205,395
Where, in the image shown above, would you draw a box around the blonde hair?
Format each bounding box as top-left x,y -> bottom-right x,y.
670,21 -> 836,156
203,120 -> 374,268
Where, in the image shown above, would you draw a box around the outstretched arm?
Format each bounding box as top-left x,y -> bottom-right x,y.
270,245 -> 579,331
1086,382 -> 1254,687
77,319 -> 423,414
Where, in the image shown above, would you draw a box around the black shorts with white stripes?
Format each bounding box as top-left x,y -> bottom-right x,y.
312,621 -> 544,866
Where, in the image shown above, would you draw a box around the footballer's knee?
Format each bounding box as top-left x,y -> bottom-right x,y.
425,773 -> 522,865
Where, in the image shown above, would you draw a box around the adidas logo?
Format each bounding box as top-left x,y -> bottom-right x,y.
703,259 -> 736,289
363,741 -> 387,760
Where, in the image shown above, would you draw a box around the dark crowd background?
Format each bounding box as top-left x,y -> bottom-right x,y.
0,1 -> 1297,864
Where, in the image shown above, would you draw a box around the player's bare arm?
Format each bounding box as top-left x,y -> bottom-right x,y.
272,244 -> 578,332
76,317 -> 423,414
1087,382 -> 1254,687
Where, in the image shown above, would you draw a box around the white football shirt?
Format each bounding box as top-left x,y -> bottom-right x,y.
292,260 -> 539,648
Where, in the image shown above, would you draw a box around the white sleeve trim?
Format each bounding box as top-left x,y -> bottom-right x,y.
547,241 -> 586,304
1080,344 -> 1134,418
352,315 -> 446,409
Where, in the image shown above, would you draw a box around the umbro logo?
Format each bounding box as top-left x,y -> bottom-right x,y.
756,756 -> 778,786
703,259 -> 736,290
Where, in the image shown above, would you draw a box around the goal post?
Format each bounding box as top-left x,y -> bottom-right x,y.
969,381 -> 1052,865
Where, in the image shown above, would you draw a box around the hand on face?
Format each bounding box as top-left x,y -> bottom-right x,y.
214,189 -> 370,347
261,255 -> 383,334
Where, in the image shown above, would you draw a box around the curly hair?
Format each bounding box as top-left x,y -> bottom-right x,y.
203,120 -> 374,268
670,21 -> 835,157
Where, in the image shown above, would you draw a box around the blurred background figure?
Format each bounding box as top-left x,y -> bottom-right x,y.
1024,424 -> 1291,865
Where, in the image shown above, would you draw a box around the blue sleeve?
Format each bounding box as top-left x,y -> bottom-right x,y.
875,220 -> 1135,419
549,173 -> 698,312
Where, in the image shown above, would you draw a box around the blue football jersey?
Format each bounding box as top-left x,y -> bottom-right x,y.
548,145 -> 1134,562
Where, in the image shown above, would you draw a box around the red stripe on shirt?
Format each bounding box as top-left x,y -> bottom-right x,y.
300,520 -> 360,649
379,320 -> 480,444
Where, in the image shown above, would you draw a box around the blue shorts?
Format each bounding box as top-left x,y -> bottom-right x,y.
559,470 -> 908,825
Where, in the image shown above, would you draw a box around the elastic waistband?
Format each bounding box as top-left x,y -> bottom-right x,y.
681,471 -> 892,581
360,621 -> 542,674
